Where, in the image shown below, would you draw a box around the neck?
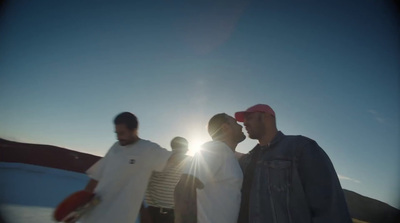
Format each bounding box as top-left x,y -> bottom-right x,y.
127,136 -> 140,145
222,138 -> 238,152
258,129 -> 278,146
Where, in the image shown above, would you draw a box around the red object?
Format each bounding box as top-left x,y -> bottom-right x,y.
53,190 -> 95,222
235,104 -> 276,122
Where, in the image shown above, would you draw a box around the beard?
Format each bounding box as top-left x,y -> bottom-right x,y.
246,115 -> 266,140
247,128 -> 263,140
119,140 -> 128,146
119,137 -> 135,146
237,132 -> 246,143
248,132 -> 258,139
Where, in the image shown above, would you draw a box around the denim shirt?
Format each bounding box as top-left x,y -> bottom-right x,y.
239,131 -> 352,223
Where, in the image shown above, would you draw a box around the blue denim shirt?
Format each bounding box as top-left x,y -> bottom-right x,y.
239,131 -> 352,223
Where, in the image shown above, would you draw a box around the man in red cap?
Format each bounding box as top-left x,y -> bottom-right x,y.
235,104 -> 352,223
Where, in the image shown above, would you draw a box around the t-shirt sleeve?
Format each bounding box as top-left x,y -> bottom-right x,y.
86,157 -> 106,181
152,145 -> 172,172
183,148 -> 223,185
86,146 -> 112,181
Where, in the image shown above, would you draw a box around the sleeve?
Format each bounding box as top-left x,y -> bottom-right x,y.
184,148 -> 223,185
85,146 -> 113,181
86,157 -> 106,181
297,141 -> 352,223
238,153 -> 251,172
152,145 -> 172,172
235,151 -> 245,160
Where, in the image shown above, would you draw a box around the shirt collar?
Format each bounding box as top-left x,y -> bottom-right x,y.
249,131 -> 285,153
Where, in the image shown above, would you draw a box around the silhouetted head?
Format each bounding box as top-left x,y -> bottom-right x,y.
235,104 -> 277,141
113,112 -> 139,146
208,113 -> 246,144
170,136 -> 189,154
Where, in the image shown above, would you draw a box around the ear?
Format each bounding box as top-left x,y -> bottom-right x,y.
220,123 -> 230,133
259,112 -> 266,121
262,113 -> 275,125
258,113 -> 267,124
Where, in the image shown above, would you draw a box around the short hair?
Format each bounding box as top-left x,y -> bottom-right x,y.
113,112 -> 138,130
207,113 -> 229,140
171,137 -> 188,150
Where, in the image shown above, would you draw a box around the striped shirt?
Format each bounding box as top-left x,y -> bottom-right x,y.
145,153 -> 190,208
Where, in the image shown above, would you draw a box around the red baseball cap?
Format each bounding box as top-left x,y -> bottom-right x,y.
235,104 -> 275,122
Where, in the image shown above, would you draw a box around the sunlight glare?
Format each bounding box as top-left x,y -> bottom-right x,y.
187,138 -> 206,156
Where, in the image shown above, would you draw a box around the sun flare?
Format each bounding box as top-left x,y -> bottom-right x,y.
187,137 -> 207,156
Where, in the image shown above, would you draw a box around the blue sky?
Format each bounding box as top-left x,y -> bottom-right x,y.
1,0 -> 399,208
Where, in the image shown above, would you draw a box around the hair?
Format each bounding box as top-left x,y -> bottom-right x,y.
113,112 -> 138,130
170,137 -> 189,151
207,113 -> 229,140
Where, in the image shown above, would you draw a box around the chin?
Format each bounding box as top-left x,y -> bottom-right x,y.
239,135 -> 246,142
248,134 -> 258,140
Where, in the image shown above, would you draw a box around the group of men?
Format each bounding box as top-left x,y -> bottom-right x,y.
79,104 -> 352,223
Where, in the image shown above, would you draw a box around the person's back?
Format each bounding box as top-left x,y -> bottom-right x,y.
174,113 -> 246,223
145,137 -> 190,223
192,141 -> 242,223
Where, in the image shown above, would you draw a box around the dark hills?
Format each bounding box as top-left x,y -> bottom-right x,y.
344,189 -> 400,223
0,138 -> 399,223
0,138 -> 100,173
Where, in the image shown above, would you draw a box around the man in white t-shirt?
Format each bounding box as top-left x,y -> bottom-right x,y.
174,113 -> 246,223
81,112 -> 171,223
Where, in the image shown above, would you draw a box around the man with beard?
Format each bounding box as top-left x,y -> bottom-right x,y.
81,112 -> 171,223
235,104 -> 352,223
174,113 -> 246,223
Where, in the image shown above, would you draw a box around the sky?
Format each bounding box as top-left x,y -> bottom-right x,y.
1,0 -> 399,209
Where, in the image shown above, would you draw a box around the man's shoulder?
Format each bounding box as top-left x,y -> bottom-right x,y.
140,140 -> 172,157
191,141 -> 225,161
107,142 -> 121,153
137,139 -> 159,147
110,141 -> 120,148
135,139 -> 165,150
283,134 -> 316,146
202,141 -> 231,152
202,140 -> 223,147
280,134 -> 324,157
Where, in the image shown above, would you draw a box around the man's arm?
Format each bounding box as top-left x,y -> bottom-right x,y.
234,151 -> 245,160
152,146 -> 172,172
298,141 -> 352,223
174,174 -> 204,223
84,179 -> 98,193
85,152 -> 109,192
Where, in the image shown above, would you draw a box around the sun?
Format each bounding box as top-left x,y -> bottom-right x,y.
181,122 -> 210,156
187,137 -> 207,156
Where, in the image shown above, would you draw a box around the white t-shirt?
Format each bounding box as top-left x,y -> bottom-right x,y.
81,139 -> 171,223
184,141 -> 243,223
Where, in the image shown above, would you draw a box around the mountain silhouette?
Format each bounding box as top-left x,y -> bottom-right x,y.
344,189 -> 400,223
0,138 -> 100,173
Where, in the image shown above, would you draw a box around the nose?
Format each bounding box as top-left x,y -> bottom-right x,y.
117,135 -> 123,141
